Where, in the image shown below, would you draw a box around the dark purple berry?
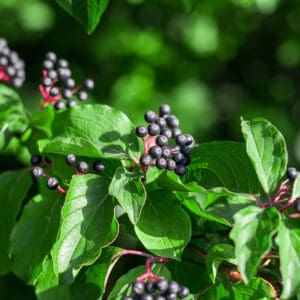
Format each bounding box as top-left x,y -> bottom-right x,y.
57,68 -> 71,80
45,52 -> 57,62
287,167 -> 298,181
172,128 -> 181,137
57,58 -> 69,68
167,159 -> 176,170
165,294 -> 177,300
42,77 -> 52,86
31,154 -> 42,165
175,165 -> 186,176
64,78 -> 75,89
185,134 -> 195,146
77,90 -> 88,101
167,281 -> 180,294
136,126 -> 148,137
31,166 -> 44,179
43,60 -> 54,70
161,128 -> 172,139
50,87 -> 59,96
166,115 -> 179,128
294,199 -> 300,213
47,177 -> 59,190
140,295 -> 154,300
148,123 -> 160,136
155,117 -> 167,129
66,99 -> 77,108
162,147 -> 172,158
54,100 -> 66,110
65,154 -> 76,166
183,155 -> 191,166
83,78 -> 95,90
154,296 -> 166,300
144,110 -> 156,123
122,297 -> 133,300
159,104 -> 171,116
48,69 -> 57,80
77,161 -> 89,174
180,145 -> 191,156
175,134 -> 187,146
177,286 -> 190,298
93,160 -> 105,172
132,281 -> 145,295
156,135 -> 168,147
11,78 -> 23,88
140,154 -> 152,166
156,279 -> 169,293
145,281 -> 157,293
173,152 -> 185,164
62,89 -> 73,99
156,157 -> 167,169
149,145 -> 162,158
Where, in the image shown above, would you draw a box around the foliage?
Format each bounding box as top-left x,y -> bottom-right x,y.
2,1 -> 300,299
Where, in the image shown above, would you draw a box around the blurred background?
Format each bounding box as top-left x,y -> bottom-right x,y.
1,0 -> 300,297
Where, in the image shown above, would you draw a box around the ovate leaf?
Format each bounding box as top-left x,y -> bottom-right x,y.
0,169 -> 32,275
57,0 -> 109,34
38,104 -> 140,160
241,118 -> 287,194
134,190 -> 191,259
10,192 -> 64,284
109,167 -> 146,224
183,141 -> 260,194
292,175 -> 300,199
276,217 -> 300,299
51,174 -> 119,283
205,243 -> 237,283
230,206 -> 279,284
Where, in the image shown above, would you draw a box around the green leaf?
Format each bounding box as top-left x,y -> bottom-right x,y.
70,246 -> 122,300
292,175 -> 300,199
0,169 -> 32,276
205,243 -> 237,283
10,192 -> 64,284
57,0 -> 109,34
36,256 -> 70,300
183,141 -> 261,194
134,190 -> 191,259
51,174 -> 119,283
109,167 -> 146,224
38,104 -> 141,161
230,206 -> 279,284
241,118 -> 288,194
233,277 -> 277,299
108,265 -> 171,300
276,217 -> 300,299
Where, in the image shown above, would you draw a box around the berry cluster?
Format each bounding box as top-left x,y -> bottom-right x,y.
0,38 -> 25,88
39,52 -> 94,109
31,154 -> 105,194
136,105 -> 195,176
123,279 -> 190,300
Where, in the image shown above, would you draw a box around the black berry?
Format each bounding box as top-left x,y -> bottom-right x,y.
77,161 -> 89,174
65,154 -> 76,166
140,154 -> 152,166
145,281 -> 157,293
45,51 -> 57,62
156,279 -> 169,293
155,117 -> 167,129
54,100 -> 66,110
93,160 -> 105,173
175,165 -> 186,176
160,128 -> 172,139
177,286 -> 190,298
156,135 -> 168,147
287,167 -> 298,181
47,177 -> 59,190
175,134 -> 187,146
132,281 -> 145,295
31,166 -> 44,179
66,99 -> 77,108
149,145 -> 162,158
166,115 -> 179,128
148,123 -> 160,136
83,78 -> 95,90
144,110 -> 157,123
136,126 -> 148,137
180,145 -> 191,156
77,90 -> 88,101
159,104 -> 171,116
166,159 -> 176,170
31,154 -> 42,165
156,157 -> 167,169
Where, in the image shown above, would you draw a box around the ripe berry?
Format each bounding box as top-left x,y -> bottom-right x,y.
66,99 -> 77,108
57,58 -> 69,68
141,295 -> 154,300
156,157 -> 167,169
294,199 -> 300,213
166,159 -> 176,170
132,281 -> 145,295
172,128 -> 181,137
77,90 -> 88,101
175,165 -> 186,176
83,78 -> 95,90
149,145 -> 162,158
140,154 -> 152,166
287,167 -> 298,181
162,147 -> 172,158
42,77 -> 52,86
166,115 -> 179,128
136,126 -> 148,137
148,123 -> 160,136
93,160 -> 105,172
160,128 -> 172,139
48,70 -> 57,80
65,154 -> 76,166
31,166 -> 44,179
57,68 -> 70,80
144,110 -> 156,123
159,104 -> 171,116
47,177 -> 59,190
43,60 -> 54,70
31,154 -> 42,165
177,286 -> 190,298
54,100 -> 66,110
156,135 -> 168,147
12,78 -> 23,88
155,117 -> 167,129
167,281 -> 180,294
45,51 -> 57,62
50,87 -> 59,96
182,156 -> 191,166
154,296 -> 165,300
77,161 -> 89,174
64,78 -> 75,89
145,281 -> 157,293
175,134 -> 187,146
62,89 -> 73,99
122,297 -> 133,300
173,152 -> 185,164
180,145 -> 191,156
165,293 -> 177,300
185,134 -> 195,146
156,279 -> 169,293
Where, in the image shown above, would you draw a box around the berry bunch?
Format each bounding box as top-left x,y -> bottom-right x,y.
39,52 -> 94,109
65,154 -> 105,174
0,37 -> 25,88
136,105 -> 195,176
123,279 -> 190,300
